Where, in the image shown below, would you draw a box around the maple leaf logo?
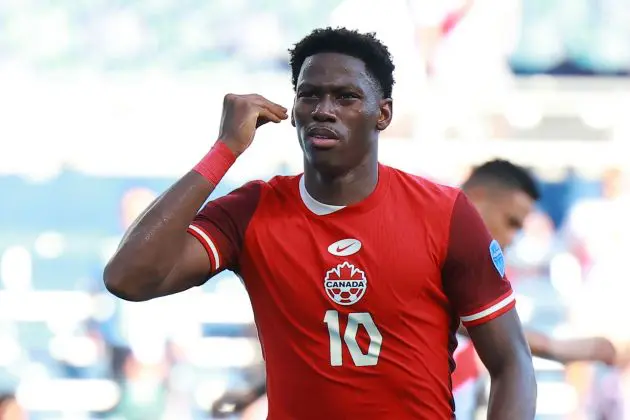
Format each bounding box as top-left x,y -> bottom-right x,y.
324,262 -> 367,306
325,261 -> 366,282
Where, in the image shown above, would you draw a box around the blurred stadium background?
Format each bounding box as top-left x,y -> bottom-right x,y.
1,0 -> 630,418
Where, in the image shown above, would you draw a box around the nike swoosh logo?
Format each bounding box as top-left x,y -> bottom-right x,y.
328,239 -> 362,256
336,243 -> 353,252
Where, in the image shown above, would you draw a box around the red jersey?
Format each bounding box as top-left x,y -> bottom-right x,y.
452,337 -> 480,391
187,164 -> 515,419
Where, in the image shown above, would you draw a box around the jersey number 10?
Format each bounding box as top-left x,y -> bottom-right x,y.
324,310 -> 383,367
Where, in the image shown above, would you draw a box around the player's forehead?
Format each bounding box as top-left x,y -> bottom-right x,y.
296,53 -> 372,92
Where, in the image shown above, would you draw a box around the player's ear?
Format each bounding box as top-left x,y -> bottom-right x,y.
376,98 -> 392,131
291,107 -> 296,127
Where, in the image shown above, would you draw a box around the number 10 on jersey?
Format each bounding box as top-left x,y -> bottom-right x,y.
324,310 -> 383,367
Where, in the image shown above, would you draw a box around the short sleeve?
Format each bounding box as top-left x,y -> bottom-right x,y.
187,181 -> 263,273
442,192 -> 515,327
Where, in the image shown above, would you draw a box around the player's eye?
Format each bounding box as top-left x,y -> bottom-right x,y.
339,92 -> 359,100
508,217 -> 522,229
297,91 -> 317,99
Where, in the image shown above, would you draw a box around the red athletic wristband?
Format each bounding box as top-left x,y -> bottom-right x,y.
193,141 -> 237,185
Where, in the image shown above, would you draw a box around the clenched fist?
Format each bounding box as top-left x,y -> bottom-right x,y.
218,93 -> 288,157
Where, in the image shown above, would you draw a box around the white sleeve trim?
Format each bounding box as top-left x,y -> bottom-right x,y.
188,224 -> 221,270
460,292 -> 515,323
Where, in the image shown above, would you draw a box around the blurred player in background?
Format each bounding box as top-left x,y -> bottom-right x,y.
104,27 -> 536,419
216,160 -> 621,419
455,160 -> 620,419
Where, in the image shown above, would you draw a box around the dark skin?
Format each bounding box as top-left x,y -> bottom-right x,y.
469,312 -> 536,419
463,184 -> 617,366
293,53 -> 391,205
105,52 -> 535,419
103,94 -> 288,301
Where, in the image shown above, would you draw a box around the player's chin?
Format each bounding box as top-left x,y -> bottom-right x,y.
304,150 -> 347,175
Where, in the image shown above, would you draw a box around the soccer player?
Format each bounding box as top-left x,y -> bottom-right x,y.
104,28 -> 536,419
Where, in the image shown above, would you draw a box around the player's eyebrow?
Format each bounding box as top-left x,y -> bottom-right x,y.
297,82 -> 364,93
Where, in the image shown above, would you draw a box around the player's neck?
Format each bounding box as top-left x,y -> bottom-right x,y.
303,156 -> 379,207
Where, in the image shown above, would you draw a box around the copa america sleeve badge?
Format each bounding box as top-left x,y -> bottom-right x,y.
489,239 -> 505,277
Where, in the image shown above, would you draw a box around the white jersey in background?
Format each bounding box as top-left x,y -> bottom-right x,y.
329,0 -> 447,107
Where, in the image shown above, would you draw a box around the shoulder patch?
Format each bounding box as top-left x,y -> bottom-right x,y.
489,239 -> 505,277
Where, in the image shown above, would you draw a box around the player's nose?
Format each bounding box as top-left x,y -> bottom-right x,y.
311,97 -> 336,122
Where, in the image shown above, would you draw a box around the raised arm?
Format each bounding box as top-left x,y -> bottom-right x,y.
442,192 -> 536,419
103,94 -> 287,301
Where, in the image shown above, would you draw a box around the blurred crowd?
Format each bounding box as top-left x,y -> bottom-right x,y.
2,0 -> 630,419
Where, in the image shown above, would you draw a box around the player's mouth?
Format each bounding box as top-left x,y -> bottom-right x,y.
305,126 -> 341,150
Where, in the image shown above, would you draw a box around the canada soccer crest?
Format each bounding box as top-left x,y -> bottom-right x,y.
324,262 -> 367,305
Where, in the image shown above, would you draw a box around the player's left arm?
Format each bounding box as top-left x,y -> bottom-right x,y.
442,192 -> 536,420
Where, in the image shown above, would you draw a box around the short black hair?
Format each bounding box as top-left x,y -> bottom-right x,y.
288,27 -> 395,98
462,159 -> 540,200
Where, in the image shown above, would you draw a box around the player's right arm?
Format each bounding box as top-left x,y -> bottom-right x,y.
103,94 -> 287,301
